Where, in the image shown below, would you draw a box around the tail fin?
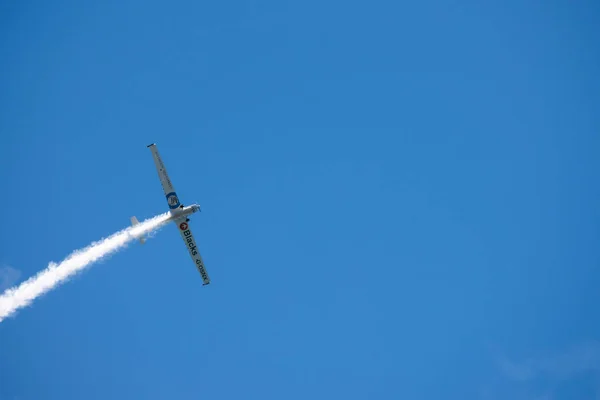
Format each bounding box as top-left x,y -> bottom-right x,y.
130,216 -> 146,244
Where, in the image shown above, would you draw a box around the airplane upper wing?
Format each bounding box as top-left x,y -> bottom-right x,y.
175,217 -> 211,285
147,143 -> 181,210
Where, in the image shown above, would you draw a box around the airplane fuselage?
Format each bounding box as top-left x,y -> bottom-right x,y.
170,204 -> 200,219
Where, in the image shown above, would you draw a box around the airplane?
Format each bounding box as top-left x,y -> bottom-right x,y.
130,143 -> 210,285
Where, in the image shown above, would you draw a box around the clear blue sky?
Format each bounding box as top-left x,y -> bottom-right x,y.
1,1 -> 599,399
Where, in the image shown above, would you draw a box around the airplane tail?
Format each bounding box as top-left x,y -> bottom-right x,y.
130,216 -> 146,244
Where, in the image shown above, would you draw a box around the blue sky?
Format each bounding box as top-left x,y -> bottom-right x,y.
0,1 -> 599,399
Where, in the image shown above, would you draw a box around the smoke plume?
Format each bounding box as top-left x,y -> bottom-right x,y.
0,212 -> 172,323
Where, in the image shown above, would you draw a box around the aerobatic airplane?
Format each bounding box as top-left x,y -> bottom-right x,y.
130,143 -> 210,285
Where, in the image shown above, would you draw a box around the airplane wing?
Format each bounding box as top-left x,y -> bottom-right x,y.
175,217 -> 211,285
147,143 -> 181,210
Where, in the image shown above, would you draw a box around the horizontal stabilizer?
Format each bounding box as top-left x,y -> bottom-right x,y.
130,216 -> 146,244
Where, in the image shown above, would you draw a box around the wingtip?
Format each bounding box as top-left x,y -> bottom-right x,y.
146,143 -> 156,148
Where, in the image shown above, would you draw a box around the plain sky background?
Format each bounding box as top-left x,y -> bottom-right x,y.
1,1 -> 599,399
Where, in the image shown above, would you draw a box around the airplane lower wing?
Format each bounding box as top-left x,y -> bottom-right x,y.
175,217 -> 210,285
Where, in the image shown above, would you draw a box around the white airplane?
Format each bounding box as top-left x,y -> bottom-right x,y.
130,143 -> 210,285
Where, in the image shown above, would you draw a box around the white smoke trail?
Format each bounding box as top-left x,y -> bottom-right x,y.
0,212 -> 173,323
